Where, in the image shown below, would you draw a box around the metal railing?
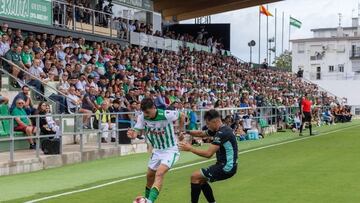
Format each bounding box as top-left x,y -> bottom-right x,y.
0,106 -> 300,162
1,57 -> 77,113
0,105 -> 355,163
52,0 -> 117,38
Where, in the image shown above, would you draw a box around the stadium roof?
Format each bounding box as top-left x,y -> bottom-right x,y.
154,0 -> 282,21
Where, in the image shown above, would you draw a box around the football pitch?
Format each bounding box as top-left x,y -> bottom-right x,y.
2,121 -> 360,203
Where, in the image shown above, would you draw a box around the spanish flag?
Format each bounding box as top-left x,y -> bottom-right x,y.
260,5 -> 273,17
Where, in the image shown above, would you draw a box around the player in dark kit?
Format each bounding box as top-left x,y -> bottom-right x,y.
179,109 -> 238,203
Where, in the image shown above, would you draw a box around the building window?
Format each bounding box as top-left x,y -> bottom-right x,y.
337,44 -> 345,53
338,64 -> 344,72
329,66 -> 334,72
298,43 -> 305,53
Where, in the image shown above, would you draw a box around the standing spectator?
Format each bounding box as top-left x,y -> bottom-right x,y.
95,101 -> 116,143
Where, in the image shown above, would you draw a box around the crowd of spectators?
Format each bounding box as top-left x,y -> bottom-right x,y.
0,21 -> 352,149
52,1 -> 223,48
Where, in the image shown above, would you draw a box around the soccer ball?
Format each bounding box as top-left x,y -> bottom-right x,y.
133,196 -> 147,203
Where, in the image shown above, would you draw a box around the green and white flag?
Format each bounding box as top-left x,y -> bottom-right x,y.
290,17 -> 302,29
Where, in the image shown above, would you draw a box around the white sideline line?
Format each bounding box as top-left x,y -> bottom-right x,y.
24,124 -> 358,203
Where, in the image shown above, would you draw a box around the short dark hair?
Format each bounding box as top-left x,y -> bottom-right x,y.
22,85 -> 29,90
204,109 -> 221,121
141,98 -> 155,111
113,99 -> 120,104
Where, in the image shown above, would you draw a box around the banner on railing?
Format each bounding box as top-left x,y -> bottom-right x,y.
171,40 -> 179,52
148,35 -> 156,48
187,42 -> 195,51
156,37 -> 165,50
139,33 -> 148,47
128,32 -> 229,54
130,32 -> 140,45
165,39 -> 172,51
0,0 -> 52,26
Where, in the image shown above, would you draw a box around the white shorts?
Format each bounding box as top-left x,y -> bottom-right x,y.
148,147 -> 180,171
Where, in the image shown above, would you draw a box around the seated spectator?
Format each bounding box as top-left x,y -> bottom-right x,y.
0,94 -> 9,104
0,34 -> 10,56
11,99 -> 36,149
28,59 -> 47,99
10,85 -> 35,115
37,102 -> 60,137
66,86 -> 91,128
322,109 -> 335,125
82,86 -> 99,112
294,112 -> 302,130
94,101 -> 116,143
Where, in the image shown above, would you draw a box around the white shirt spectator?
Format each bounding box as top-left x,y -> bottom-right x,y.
29,65 -> 44,79
67,93 -> 80,109
76,80 -> 87,93
0,41 -> 10,56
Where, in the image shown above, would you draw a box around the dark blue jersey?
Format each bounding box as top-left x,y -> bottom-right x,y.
210,125 -> 238,172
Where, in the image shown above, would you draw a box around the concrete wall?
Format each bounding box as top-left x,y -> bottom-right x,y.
0,143 -> 147,176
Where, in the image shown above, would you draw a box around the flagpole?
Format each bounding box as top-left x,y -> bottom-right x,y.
275,8 -> 277,60
258,7 -> 261,64
288,15 -> 291,51
282,11 -> 284,53
266,5 -> 269,64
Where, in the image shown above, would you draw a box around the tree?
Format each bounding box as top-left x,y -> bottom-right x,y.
273,51 -> 292,71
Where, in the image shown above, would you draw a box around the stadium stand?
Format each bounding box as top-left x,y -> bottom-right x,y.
0,1 -> 353,176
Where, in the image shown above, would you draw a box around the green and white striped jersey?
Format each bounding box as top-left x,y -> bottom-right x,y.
134,109 -> 180,150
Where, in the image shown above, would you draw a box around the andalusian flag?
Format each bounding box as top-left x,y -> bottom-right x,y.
260,5 -> 273,17
290,16 -> 302,28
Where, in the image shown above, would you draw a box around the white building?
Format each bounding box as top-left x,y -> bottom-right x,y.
291,17 -> 360,105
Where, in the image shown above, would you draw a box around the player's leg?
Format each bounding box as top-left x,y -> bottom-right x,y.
145,168 -> 156,199
307,113 -> 313,135
147,150 -> 179,203
191,170 -> 213,203
147,164 -> 169,203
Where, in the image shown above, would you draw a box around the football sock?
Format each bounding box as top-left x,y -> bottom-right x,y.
148,187 -> 160,202
309,124 -> 312,134
145,186 -> 150,198
191,183 -> 202,203
201,182 -> 215,203
299,123 -> 303,133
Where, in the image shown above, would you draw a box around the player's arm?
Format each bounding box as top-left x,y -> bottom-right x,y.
127,114 -> 144,139
179,142 -> 219,158
187,130 -> 208,137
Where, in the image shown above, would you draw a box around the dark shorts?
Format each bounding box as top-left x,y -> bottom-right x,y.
201,164 -> 237,182
303,112 -> 312,122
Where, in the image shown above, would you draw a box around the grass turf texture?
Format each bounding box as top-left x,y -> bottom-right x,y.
2,121 -> 360,203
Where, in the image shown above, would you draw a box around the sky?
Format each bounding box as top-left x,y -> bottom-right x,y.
181,0 -> 359,64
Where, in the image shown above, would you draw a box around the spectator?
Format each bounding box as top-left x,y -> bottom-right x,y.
37,102 -> 60,137
11,98 -> 36,149
66,86 -> 92,127
0,34 -> 10,56
94,101 -> 116,143
10,85 -> 35,115
0,94 -> 9,104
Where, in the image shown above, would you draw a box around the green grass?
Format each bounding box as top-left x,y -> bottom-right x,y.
2,121 -> 360,203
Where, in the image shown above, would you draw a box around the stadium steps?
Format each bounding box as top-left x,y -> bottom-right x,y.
0,104 -> 28,152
